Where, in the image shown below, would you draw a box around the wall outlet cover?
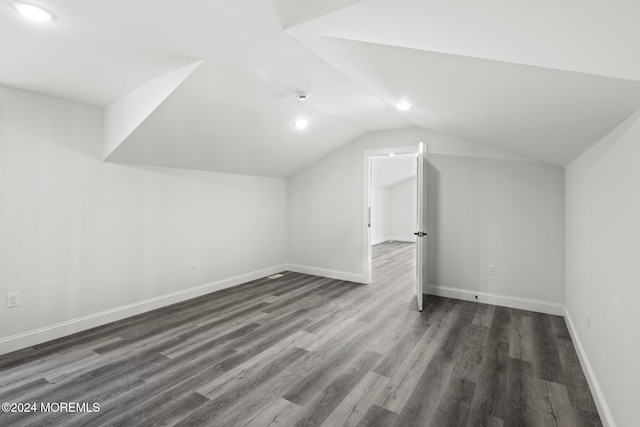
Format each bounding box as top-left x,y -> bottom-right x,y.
7,292 -> 19,308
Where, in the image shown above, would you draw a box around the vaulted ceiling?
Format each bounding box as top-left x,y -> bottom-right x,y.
3,0 -> 640,177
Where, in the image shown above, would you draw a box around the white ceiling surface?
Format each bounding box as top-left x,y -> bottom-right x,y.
106,61 -> 366,177
372,155 -> 417,188
289,0 -> 640,82
0,1 -> 197,106
3,0 -> 640,176
291,33 -> 640,166
274,0 -> 364,29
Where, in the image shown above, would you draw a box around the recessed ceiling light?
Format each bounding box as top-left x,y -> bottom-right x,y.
12,2 -> 55,22
293,119 -> 308,130
389,153 -> 395,157
395,101 -> 411,111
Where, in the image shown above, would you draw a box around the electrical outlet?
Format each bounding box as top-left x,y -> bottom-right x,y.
189,259 -> 196,270
304,245 -> 309,254
488,265 -> 496,275
7,292 -> 19,308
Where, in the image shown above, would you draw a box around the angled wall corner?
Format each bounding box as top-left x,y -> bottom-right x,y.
275,0 -> 363,30
102,59 -> 204,160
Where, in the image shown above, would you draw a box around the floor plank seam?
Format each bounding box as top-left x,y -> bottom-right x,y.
0,242 -> 602,426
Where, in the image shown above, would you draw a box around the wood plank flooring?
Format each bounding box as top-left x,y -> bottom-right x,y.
0,242 -> 601,426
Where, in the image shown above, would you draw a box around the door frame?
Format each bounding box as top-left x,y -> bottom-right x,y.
362,144 -> 422,285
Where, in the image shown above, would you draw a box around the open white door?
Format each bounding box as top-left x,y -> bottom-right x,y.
415,143 -> 427,311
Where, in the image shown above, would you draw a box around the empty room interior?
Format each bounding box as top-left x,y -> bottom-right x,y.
1,0 -> 639,426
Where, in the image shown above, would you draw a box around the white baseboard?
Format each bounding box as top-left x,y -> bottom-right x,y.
371,237 -> 388,246
0,264 -> 287,356
564,308 -> 615,427
424,285 -> 565,316
287,264 -> 364,284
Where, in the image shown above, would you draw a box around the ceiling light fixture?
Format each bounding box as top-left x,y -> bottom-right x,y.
11,1 -> 55,22
389,153 -> 395,157
296,93 -> 309,101
395,101 -> 411,111
293,119 -> 308,130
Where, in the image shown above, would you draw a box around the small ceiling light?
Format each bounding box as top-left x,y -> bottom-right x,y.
389,153 -> 395,157
296,93 -> 309,101
395,101 -> 411,111
12,1 -> 55,22
293,119 -> 308,130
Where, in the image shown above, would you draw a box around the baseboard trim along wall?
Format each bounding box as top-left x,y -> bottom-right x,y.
564,308 -> 615,427
0,264 -> 287,356
286,264 -> 365,284
424,285 -> 565,316
387,236 -> 416,243
371,237 -> 388,246
1,264 -> 611,427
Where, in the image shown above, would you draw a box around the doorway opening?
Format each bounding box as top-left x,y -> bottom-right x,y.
363,144 -> 427,311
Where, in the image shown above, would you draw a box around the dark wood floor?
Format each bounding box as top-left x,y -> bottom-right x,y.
0,242 -> 601,426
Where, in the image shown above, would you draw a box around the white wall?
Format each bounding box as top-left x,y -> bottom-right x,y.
0,86 -> 287,354
371,186 -> 389,245
565,111 -> 640,427
388,177 -> 417,241
371,178 -> 416,245
427,154 -> 564,305
287,133 -> 365,279
288,127 -> 565,311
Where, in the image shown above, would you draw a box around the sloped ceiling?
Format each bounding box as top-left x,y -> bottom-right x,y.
3,0 -> 640,176
292,33 -> 640,166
